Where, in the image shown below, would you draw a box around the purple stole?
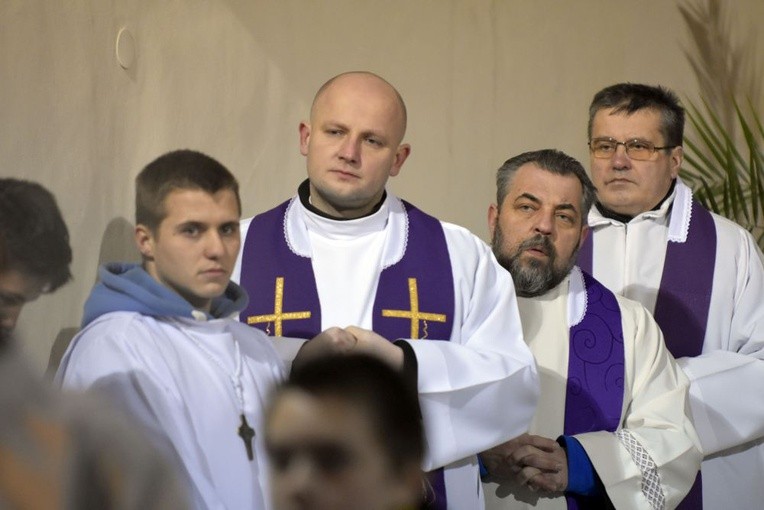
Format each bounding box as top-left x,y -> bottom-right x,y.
578,199 -> 716,508
578,199 -> 716,356
240,197 -> 455,510
565,270 -> 625,510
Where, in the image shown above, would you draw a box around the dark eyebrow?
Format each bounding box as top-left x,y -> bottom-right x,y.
515,194 -> 579,215
514,193 -> 541,205
176,221 -> 206,230
555,203 -> 578,213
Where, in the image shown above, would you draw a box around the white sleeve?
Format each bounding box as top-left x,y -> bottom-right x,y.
677,230 -> 764,455
576,299 -> 703,510
400,228 -> 539,471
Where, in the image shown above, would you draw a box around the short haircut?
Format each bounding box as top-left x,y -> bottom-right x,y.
588,83 -> 685,148
272,354 -> 424,471
0,178 -> 72,292
135,149 -> 241,232
496,149 -> 597,220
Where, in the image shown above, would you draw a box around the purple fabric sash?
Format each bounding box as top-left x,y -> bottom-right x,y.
578,199 -> 716,357
372,202 -> 455,342
652,201 -> 716,359
239,201 -> 322,338
564,270 -> 625,435
239,197 -> 455,510
649,200 -> 707,510
564,270 -> 625,510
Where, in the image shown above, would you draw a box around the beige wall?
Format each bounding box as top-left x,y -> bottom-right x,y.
2,0 -> 762,372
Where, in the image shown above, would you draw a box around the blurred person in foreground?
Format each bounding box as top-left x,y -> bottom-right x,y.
0,178 -> 187,509
266,354 -> 425,510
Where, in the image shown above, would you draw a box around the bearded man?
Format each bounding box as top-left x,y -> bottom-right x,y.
481,149 -> 702,510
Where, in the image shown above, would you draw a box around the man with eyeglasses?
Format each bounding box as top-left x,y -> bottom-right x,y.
578,83 -> 764,510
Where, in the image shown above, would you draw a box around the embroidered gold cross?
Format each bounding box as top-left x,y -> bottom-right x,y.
381,278 -> 447,339
247,277 -> 311,336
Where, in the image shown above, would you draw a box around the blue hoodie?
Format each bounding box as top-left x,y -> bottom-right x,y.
81,262 -> 249,328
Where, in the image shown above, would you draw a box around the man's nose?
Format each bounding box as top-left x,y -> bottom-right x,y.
610,143 -> 631,169
204,232 -> 226,258
338,137 -> 361,164
533,212 -> 554,236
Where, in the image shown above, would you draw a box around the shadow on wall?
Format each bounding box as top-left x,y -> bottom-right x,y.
46,217 -> 141,377
96,216 -> 143,269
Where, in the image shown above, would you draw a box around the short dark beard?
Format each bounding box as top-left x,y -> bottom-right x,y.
492,228 -> 577,298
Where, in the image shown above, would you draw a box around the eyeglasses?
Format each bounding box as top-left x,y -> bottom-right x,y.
588,137 -> 677,161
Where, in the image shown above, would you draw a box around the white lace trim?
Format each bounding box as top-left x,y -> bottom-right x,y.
568,266 -> 587,326
667,180 -> 693,243
381,196 -> 409,270
615,429 -> 666,510
283,197 -> 310,258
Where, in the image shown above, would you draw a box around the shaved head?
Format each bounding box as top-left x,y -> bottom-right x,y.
311,72 -> 408,144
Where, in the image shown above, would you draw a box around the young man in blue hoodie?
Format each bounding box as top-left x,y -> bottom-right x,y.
57,150 -> 334,510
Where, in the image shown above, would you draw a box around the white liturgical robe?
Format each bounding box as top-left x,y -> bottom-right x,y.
483,267 -> 702,510
58,312 -> 284,510
234,191 -> 540,509
586,179 -> 764,509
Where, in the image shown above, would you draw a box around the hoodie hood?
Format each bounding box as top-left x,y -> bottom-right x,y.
81,262 -> 248,328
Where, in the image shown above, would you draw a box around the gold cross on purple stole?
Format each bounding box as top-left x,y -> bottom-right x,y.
246,277 -> 311,336
381,278 -> 447,339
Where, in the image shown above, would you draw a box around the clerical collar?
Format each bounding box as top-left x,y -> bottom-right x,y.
297,179 -> 387,221
595,179 -> 677,223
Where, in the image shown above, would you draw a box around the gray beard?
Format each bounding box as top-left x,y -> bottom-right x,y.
492,230 -> 577,298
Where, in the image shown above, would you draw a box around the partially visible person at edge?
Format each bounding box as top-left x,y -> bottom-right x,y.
266,354 -> 425,510
57,150 -> 359,509
0,178 -> 71,339
578,83 -> 764,509
0,178 -> 188,509
233,71 -> 539,509
480,149 -> 702,509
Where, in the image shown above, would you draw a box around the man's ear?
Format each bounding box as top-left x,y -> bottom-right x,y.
669,146 -> 683,179
299,122 -> 311,157
487,203 -> 499,239
134,224 -> 155,259
388,144 -> 411,177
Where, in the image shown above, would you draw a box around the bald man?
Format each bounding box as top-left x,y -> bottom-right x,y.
233,72 -> 539,509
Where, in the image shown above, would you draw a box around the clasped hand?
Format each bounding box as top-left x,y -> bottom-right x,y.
481,433 -> 568,494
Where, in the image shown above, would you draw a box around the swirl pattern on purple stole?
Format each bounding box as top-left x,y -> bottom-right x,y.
565,270 -> 625,510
